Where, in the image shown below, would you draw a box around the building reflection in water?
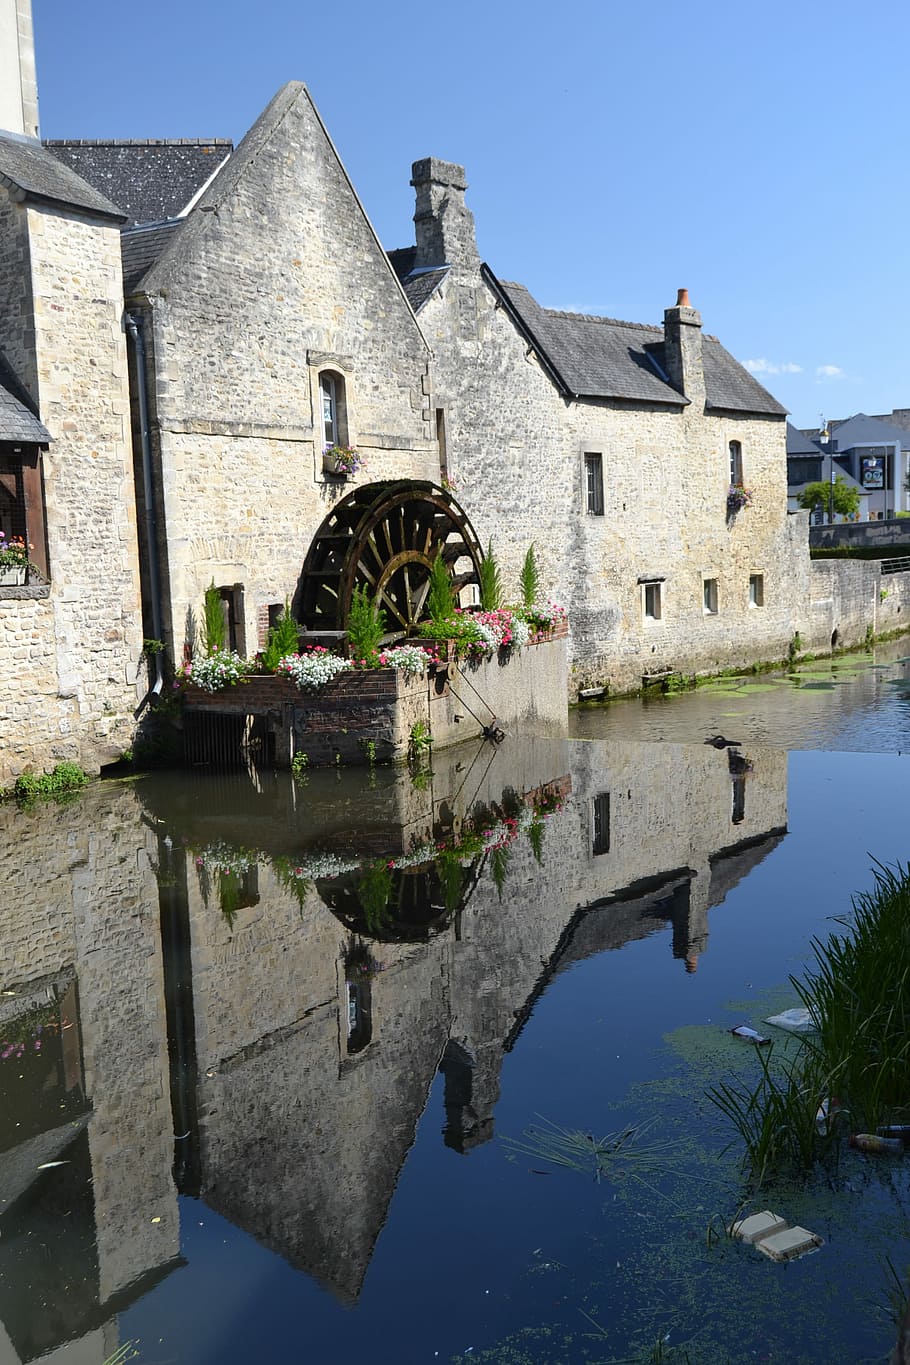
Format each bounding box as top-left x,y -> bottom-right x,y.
0,733 -> 786,1354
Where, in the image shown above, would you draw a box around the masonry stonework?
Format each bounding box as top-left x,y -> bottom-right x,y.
129,84 -> 437,662
0,192 -> 144,784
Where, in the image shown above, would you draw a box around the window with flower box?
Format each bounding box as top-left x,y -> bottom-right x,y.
0,444 -> 48,585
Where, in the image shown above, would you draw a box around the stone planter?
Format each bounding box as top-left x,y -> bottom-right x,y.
0,565 -> 26,586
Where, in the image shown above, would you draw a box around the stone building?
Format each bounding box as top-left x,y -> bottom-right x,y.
103,82 -> 437,664
4,1 -> 895,779
392,159 -> 811,695
0,47 -> 144,784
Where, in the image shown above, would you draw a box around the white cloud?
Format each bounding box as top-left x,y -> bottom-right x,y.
815,364 -> 845,380
745,358 -> 803,376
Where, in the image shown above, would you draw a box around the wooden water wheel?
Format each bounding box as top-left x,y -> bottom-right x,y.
297,481 -> 483,635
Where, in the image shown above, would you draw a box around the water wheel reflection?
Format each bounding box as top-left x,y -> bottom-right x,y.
317,855 -> 483,943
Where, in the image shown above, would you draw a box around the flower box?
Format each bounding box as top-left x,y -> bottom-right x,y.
0,566 -> 26,586
322,452 -> 349,478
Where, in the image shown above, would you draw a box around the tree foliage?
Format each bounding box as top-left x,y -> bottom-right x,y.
797,477 -> 860,519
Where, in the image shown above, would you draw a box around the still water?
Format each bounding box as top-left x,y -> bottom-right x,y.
3,646 -> 910,1363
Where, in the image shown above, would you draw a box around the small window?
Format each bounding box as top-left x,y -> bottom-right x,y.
643,581 -> 662,621
218,584 -> 245,654
585,452 -> 604,516
749,573 -> 764,607
436,407 -> 448,482
592,792 -> 610,855
703,578 -> 718,615
729,440 -> 743,485
319,371 -> 348,450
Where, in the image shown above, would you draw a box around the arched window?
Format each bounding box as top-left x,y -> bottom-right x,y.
729,440 -> 743,485
319,371 -> 348,450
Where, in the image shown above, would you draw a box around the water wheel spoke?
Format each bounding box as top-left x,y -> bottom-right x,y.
379,583 -> 408,628
412,576 -> 431,620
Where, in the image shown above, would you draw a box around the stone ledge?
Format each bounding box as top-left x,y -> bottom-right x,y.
0,584 -> 51,601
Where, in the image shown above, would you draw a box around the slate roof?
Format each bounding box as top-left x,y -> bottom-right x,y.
0,131 -> 124,220
490,276 -> 787,416
787,422 -> 822,455
44,139 -> 232,227
825,412 -> 910,449
387,248 -> 449,312
121,220 -> 182,293
0,352 -> 51,444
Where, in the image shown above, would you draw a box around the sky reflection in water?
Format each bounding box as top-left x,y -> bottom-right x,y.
3,647 -> 910,1363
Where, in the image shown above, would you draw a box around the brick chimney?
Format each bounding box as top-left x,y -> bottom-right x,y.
663,287 -> 705,404
411,158 -> 478,270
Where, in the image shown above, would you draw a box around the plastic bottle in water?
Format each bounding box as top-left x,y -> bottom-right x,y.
876,1124 -> 910,1141
849,1132 -> 904,1155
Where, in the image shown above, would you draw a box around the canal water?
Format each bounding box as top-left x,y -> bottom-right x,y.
3,645 -> 910,1364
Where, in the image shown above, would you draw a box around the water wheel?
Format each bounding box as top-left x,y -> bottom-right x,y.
297,481 -> 483,635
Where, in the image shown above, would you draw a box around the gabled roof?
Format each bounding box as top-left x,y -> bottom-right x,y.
45,139 -> 233,228
0,131 -> 124,221
387,248 -> 448,312
787,422 -> 822,455
0,351 -> 50,444
137,84 -> 427,344
826,412 -> 910,449
487,275 -> 787,416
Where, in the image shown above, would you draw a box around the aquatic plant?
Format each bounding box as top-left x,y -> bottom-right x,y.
12,761 -> 89,804
707,1043 -> 828,1181
503,1115 -> 679,1186
709,862 -> 910,1176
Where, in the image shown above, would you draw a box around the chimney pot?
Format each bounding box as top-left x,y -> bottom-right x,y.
676,287 -> 690,308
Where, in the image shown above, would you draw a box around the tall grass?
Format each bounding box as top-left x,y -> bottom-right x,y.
709,862 -> 910,1178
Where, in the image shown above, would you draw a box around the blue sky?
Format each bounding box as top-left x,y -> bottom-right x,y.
33,0 -> 910,428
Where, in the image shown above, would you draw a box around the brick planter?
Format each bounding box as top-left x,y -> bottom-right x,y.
179,624 -> 569,767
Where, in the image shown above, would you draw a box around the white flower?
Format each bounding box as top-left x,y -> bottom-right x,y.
381,645 -> 434,677
184,650 -> 247,693
278,651 -> 353,691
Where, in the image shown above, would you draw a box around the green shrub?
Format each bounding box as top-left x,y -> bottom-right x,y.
520,544 -> 540,610
426,553 -> 457,623
479,539 -> 503,611
262,601 -> 300,671
202,581 -> 226,656
346,584 -> 387,660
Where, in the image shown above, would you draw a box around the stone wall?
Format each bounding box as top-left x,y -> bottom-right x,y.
0,194 -> 144,784
810,518 -> 910,552
416,208 -> 813,696
133,83 -> 437,664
